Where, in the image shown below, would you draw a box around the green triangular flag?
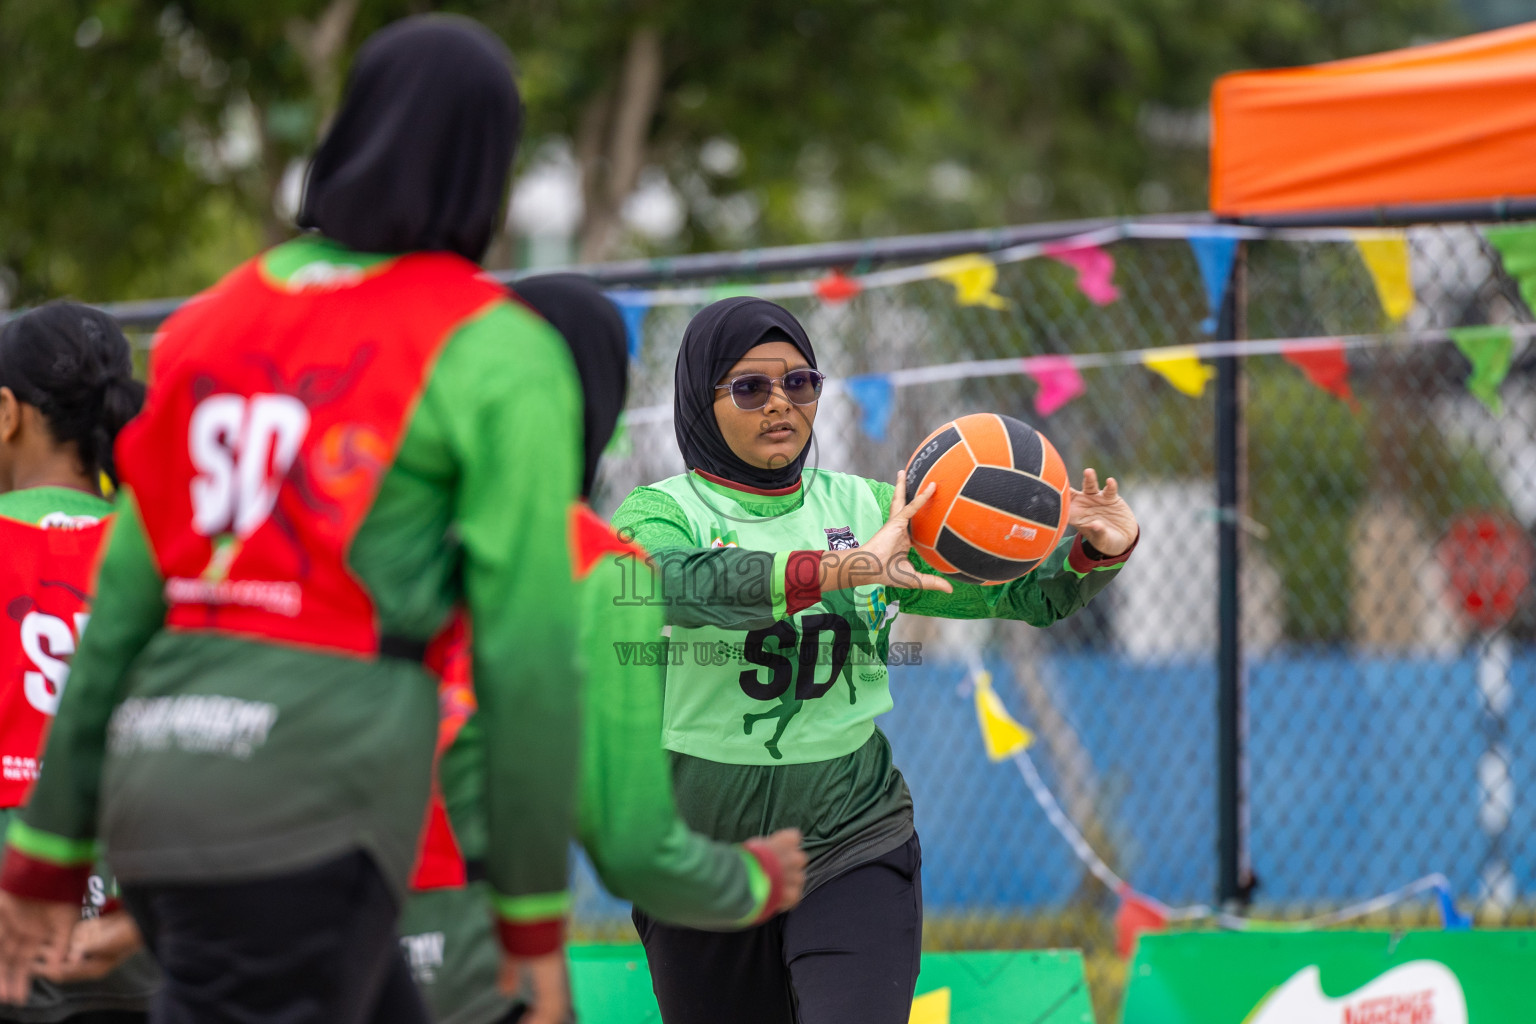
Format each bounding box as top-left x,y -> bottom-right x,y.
604,417 -> 632,459
1449,324 -> 1514,416
708,283 -> 757,301
1486,226 -> 1536,316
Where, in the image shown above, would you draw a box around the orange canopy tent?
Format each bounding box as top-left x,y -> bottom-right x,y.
1211,21 -> 1536,220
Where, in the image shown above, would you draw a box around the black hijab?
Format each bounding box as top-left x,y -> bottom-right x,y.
515,275 -> 629,499
673,297 -> 818,490
297,15 -> 521,263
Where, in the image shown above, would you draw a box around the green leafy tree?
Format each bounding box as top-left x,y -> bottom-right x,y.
0,1 -> 220,303
2,0 -> 1463,304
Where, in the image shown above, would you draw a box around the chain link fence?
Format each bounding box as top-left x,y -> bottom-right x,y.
97,216 -> 1536,1019
550,217 -> 1536,1018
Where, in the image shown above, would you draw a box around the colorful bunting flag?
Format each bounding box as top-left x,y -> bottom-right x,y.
1450,324 -> 1514,416
1025,356 -> 1086,417
1282,341 -> 1356,406
1353,233 -> 1415,322
1044,242 -> 1121,305
1187,234 -> 1240,333
846,374 -> 895,442
1433,882 -> 1472,931
1114,886 -> 1169,959
607,290 -> 653,361
909,988 -> 951,1024
972,669 -> 1032,762
1486,225 -> 1536,316
930,254 -> 1010,310
1142,347 -> 1216,398
814,270 -> 863,304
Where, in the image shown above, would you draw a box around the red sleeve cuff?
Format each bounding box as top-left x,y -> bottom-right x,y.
495,917 -> 565,958
1069,530 -> 1139,574
0,849 -> 92,905
742,838 -> 790,925
784,551 -> 824,616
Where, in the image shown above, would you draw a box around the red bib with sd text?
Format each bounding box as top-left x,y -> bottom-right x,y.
410,613 -> 476,892
116,252 -> 504,657
406,506 -> 647,891
0,515 -> 111,808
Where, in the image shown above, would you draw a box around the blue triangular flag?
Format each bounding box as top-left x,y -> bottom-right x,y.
1187,234 -> 1240,334
846,374 -> 895,442
1434,882 -> 1472,931
607,290 -> 653,361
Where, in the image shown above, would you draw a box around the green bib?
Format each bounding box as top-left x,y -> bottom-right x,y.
651,470 -> 898,766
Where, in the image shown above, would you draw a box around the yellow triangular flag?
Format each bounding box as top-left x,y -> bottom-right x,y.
1353,232 -> 1414,322
930,253 -> 1010,310
973,670 -> 1032,762
909,986 -> 952,1024
1142,347 -> 1216,398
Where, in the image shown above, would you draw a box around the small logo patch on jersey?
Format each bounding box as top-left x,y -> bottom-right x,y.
858,588 -> 895,631
287,261 -> 365,291
824,526 -> 859,551
36,513 -> 100,531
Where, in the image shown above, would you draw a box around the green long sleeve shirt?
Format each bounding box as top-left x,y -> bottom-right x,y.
610,470 -> 1131,892
7,237 -> 584,941
403,512 -> 771,1024
431,520 -> 770,923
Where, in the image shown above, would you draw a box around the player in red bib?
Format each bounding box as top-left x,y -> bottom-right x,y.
0,17 -> 584,1024
0,302 -> 155,1021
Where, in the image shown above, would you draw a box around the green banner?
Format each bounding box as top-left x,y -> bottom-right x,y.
569,945 -> 1096,1023
1123,931 -> 1536,1023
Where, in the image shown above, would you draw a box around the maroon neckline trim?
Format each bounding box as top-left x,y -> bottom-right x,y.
693,468 -> 803,497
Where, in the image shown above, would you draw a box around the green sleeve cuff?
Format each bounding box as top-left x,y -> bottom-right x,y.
770,550 -> 791,621
492,889 -> 572,923
733,847 -> 773,927
5,819 -> 97,867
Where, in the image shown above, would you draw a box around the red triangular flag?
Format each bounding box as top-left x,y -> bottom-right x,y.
1114,886 -> 1168,959
1282,342 -> 1356,407
815,270 -> 862,304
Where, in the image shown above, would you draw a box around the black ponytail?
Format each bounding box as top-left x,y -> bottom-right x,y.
0,302 -> 145,490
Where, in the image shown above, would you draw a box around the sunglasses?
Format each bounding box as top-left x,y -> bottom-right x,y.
714,369 -> 827,411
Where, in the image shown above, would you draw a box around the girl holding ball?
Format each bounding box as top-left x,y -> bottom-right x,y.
611,296 -> 1139,1024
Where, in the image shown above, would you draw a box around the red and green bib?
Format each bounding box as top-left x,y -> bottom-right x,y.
117,247 -> 505,657
0,510 -> 110,808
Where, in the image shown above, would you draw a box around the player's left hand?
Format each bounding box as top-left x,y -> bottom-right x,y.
0,892 -> 78,1005
1068,469 -> 1137,557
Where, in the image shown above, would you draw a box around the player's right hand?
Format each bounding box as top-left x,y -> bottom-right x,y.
823,470 -> 953,594
749,827 -> 808,914
498,948 -> 571,1024
0,892 -> 77,1005
38,910 -> 143,983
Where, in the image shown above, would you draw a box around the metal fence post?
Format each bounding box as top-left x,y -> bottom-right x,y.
1216,242 -> 1252,908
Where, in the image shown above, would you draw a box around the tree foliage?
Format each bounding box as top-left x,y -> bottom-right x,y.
1,0 -> 1462,304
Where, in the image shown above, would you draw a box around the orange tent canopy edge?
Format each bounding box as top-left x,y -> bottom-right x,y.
1210,21 -> 1536,217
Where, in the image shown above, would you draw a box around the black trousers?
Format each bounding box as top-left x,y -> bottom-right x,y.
634,832 -> 923,1024
121,851 -> 428,1024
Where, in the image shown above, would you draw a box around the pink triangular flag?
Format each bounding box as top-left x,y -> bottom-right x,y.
1026,356 -> 1086,417
1045,242 -> 1121,306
